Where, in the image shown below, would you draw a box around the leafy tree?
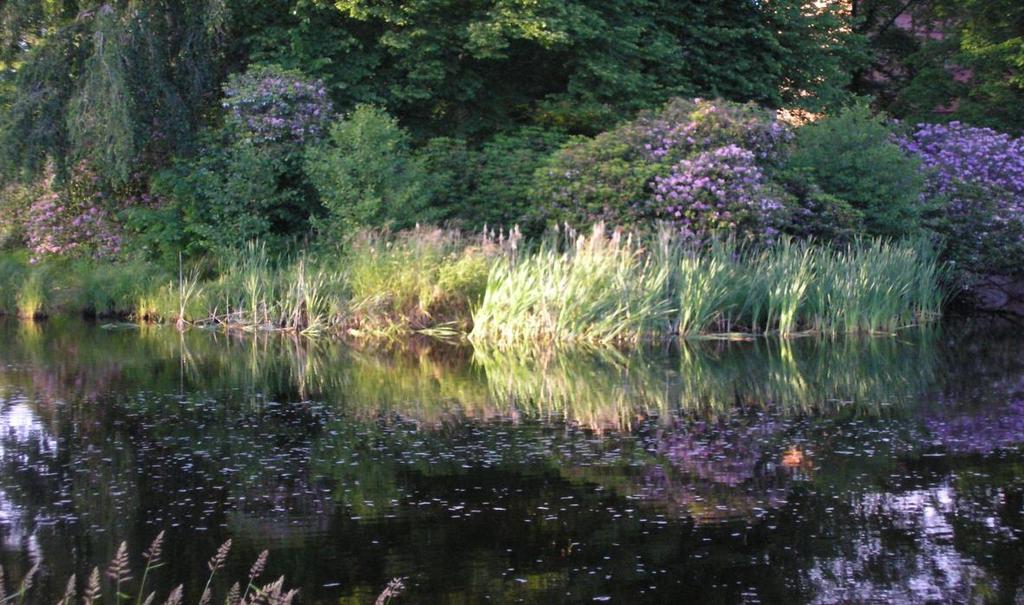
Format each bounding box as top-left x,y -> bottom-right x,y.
134,65 -> 332,259
237,0 -> 865,138
856,0 -> 1024,134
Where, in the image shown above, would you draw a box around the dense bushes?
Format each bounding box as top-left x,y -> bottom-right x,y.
222,64 -> 334,144
138,66 -> 332,258
306,105 -> 435,238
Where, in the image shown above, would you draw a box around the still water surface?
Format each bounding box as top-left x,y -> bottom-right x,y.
0,320 -> 1022,603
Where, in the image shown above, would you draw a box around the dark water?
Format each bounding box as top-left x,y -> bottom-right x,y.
0,320 -> 1023,603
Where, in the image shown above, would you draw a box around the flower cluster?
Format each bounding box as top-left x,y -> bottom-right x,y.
535,97 -> 791,238
26,191 -> 122,262
900,121 -> 1024,201
636,98 -> 792,164
223,65 -> 334,145
652,145 -> 783,240
900,122 -> 1024,273
22,166 -> 124,262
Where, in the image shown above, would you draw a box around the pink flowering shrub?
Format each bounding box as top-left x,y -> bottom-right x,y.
652,145 -> 783,240
633,98 -> 792,164
534,98 -> 791,240
23,167 -> 123,262
222,65 -> 334,146
900,122 -> 1024,274
0,181 -> 42,249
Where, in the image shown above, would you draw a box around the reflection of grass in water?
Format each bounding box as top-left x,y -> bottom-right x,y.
0,321 -> 940,431
474,346 -> 671,431
669,331 -> 940,418
474,331 -> 939,428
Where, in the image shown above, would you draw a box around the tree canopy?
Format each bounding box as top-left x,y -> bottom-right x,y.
0,0 -> 865,184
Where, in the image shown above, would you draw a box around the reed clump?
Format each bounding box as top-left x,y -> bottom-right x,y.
471,224 -> 947,346
471,224 -> 674,346
341,226 -> 507,338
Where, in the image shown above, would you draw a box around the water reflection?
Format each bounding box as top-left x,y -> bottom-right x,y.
0,320 -> 1020,602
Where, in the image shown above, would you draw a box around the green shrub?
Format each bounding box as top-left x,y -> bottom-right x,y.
775,167 -> 864,243
467,127 -> 568,231
147,139 -> 311,257
786,105 -> 924,238
417,136 -> 475,225
306,105 -> 435,238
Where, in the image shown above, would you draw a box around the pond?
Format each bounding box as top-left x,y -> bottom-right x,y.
0,320 -> 1023,603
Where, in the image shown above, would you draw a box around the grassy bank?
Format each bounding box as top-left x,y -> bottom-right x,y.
0,224 -> 947,343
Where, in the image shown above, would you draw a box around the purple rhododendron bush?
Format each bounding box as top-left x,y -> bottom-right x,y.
899,122 -> 1024,276
533,98 -> 793,241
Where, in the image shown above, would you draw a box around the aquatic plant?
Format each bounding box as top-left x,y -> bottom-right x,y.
471,224 -> 674,346
0,223 -> 945,343
472,225 -> 946,345
15,269 -> 48,319
342,226 -> 507,338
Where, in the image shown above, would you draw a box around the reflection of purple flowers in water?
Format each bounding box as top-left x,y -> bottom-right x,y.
628,415 -> 796,521
924,400 -> 1024,454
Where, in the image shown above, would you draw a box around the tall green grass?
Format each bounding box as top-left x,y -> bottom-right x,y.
471,224 -> 674,346
342,226 -> 499,338
0,224 -> 947,344
471,225 -> 947,346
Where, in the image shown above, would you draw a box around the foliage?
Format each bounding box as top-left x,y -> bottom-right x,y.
0,0 -> 227,184
222,64 -> 334,145
464,127 -> 568,231
786,105 -> 924,237
306,105 -> 435,237
861,0 -> 1024,135
0,534 -> 316,605
418,127 -> 569,231
147,135 -> 313,258
0,179 -> 42,249
534,98 -> 792,233
773,169 -> 865,243
138,67 -> 333,259
234,0 -> 863,138
0,252 -> 170,318
899,121 -> 1024,274
23,165 -> 126,262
